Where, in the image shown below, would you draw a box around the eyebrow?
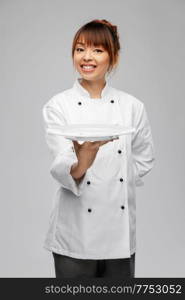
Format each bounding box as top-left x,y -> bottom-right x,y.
76,42 -> 85,45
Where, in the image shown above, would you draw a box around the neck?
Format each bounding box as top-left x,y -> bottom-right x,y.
80,78 -> 106,99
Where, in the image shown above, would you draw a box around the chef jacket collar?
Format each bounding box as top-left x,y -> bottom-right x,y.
73,77 -> 112,100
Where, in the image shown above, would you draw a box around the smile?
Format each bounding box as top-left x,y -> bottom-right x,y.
80,64 -> 97,72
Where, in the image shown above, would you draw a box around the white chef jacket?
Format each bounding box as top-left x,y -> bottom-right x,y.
42,77 -> 155,259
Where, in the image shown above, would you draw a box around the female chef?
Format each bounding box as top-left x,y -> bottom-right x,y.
42,19 -> 155,278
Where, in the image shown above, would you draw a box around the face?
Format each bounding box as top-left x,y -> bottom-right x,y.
73,38 -> 110,81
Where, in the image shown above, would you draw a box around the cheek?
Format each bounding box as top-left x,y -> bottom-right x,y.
73,54 -> 80,65
99,54 -> 110,66
73,59 -> 80,70
99,58 -> 110,70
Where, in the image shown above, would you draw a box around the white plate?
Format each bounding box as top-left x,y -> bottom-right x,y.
47,124 -> 136,141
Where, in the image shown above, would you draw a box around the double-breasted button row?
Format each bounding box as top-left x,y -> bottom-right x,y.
86,180 -> 125,184
77,99 -> 115,105
87,206 -> 125,212
86,178 -> 124,213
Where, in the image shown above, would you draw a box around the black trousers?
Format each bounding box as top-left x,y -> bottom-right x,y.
52,252 -> 135,278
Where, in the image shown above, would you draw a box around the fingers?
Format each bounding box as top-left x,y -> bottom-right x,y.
98,140 -> 109,146
73,138 -> 119,150
72,140 -> 80,152
100,137 -> 119,145
92,137 -> 119,147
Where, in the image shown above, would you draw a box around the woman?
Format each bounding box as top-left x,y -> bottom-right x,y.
42,19 -> 155,278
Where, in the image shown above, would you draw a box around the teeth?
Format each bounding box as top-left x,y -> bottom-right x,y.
82,65 -> 95,69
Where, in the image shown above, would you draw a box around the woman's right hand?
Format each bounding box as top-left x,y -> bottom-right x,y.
72,138 -> 118,171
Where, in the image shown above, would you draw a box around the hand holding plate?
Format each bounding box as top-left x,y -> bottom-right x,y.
72,138 -> 119,170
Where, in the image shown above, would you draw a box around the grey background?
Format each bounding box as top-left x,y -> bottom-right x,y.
0,0 -> 184,277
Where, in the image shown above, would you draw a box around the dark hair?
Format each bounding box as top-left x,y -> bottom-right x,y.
72,19 -> 121,74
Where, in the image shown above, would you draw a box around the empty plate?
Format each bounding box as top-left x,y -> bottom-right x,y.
47,124 -> 136,141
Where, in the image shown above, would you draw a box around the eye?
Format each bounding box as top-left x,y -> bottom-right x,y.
76,48 -> 84,52
94,49 -> 103,53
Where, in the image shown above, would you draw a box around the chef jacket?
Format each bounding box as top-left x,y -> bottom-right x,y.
42,77 -> 155,259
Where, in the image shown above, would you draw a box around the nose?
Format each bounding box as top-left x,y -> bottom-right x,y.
82,49 -> 93,61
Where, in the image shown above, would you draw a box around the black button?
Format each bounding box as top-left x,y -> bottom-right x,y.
87,181 -> 91,185
121,205 -> 125,210
110,100 -> 114,103
118,150 -> 122,154
78,102 -> 82,105
120,178 -> 124,182
88,208 -> 92,212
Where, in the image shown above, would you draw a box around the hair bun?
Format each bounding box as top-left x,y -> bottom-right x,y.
93,19 -> 118,35
97,19 -> 118,37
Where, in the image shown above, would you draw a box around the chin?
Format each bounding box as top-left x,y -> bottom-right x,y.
80,74 -> 96,80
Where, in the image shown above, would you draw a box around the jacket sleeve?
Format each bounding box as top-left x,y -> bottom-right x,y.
42,103 -> 87,197
131,102 -> 155,187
